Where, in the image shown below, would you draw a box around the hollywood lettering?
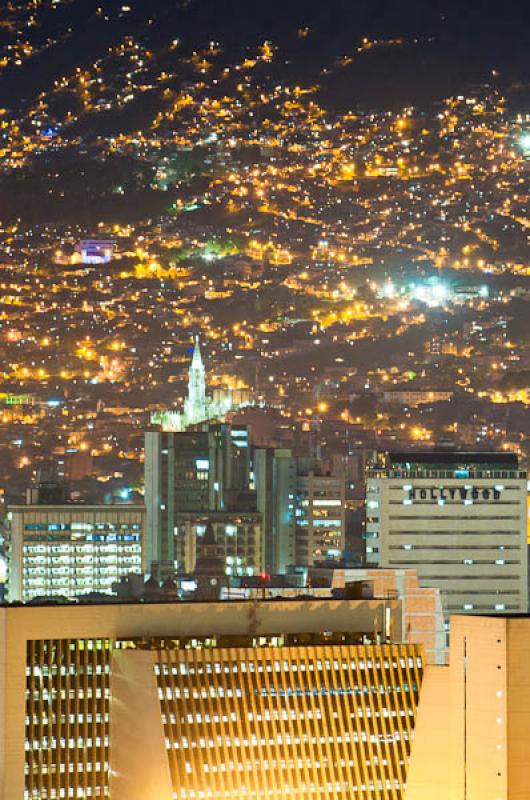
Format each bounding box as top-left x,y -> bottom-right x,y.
407,487 -> 502,502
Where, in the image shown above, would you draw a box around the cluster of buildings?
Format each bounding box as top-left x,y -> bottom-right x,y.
4,348 -> 528,639
1,80 -> 530,507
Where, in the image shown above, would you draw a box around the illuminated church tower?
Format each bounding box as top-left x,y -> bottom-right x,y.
183,337 -> 207,425
150,336 -> 251,432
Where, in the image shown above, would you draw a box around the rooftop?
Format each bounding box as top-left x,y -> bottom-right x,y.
388,451 -> 518,466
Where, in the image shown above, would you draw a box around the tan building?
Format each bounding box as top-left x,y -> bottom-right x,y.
367,452 -> 528,616
225,567 -> 446,665
341,568 -> 446,665
0,598 -> 424,800
406,614 -> 530,800
6,504 -> 146,602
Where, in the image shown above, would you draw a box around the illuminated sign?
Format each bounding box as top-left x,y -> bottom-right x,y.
407,486 -> 502,503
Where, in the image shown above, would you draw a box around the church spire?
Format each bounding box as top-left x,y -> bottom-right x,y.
191,335 -> 203,369
184,335 -> 207,425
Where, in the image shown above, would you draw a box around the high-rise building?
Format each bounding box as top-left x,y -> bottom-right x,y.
366,451 -> 528,616
296,466 -> 345,565
144,424 -> 251,568
174,510 -> 261,576
253,447 -> 297,572
0,598 -> 423,800
253,448 -> 346,573
405,614 -> 530,800
5,503 -> 145,602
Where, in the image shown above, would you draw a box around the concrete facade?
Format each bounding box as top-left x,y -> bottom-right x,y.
0,598 -> 407,800
6,504 -> 145,602
406,614 -> 530,800
367,452 -> 528,616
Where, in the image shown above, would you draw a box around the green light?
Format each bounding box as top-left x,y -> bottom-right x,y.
519,133 -> 530,152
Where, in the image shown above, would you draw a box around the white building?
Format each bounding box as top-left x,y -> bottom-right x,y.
6,504 -> 146,602
366,451 -> 528,616
151,338 -> 250,432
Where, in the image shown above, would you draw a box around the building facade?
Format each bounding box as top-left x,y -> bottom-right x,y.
174,510 -> 262,576
6,504 -> 145,602
0,598 -> 423,800
144,424 -> 251,568
405,614 -> 530,800
222,566 -> 446,665
253,448 -> 346,573
366,452 -> 528,616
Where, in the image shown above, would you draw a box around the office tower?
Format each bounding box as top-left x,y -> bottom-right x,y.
253,448 -> 346,573
405,614 -> 530,800
0,598 -> 423,800
5,503 -> 145,602
253,447 -> 296,571
144,424 -> 251,567
296,465 -> 345,564
366,451 -> 528,616
174,511 -> 261,576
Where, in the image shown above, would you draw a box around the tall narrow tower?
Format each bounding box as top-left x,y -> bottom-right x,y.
184,336 -> 207,425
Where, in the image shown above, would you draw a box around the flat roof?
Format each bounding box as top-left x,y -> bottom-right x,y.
388,451 -> 518,466
8,504 -> 146,511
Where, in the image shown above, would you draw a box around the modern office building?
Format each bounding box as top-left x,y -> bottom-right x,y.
144,423 -> 251,568
0,598 -> 423,800
174,510 -> 262,575
5,503 -> 145,602
366,451 -> 528,616
405,614 -> 530,800
253,448 -> 346,573
296,467 -> 345,564
253,447 -> 295,571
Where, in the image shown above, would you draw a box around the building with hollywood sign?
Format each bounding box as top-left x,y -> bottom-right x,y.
365,451 -> 528,618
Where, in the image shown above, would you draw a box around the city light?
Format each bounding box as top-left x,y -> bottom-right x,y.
519,132 -> 530,153
0,5 -> 528,799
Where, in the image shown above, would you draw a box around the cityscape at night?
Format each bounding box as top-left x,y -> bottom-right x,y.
0,0 -> 529,798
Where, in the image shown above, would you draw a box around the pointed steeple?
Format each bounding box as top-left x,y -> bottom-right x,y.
191,335 -> 203,369
183,335 -> 207,426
